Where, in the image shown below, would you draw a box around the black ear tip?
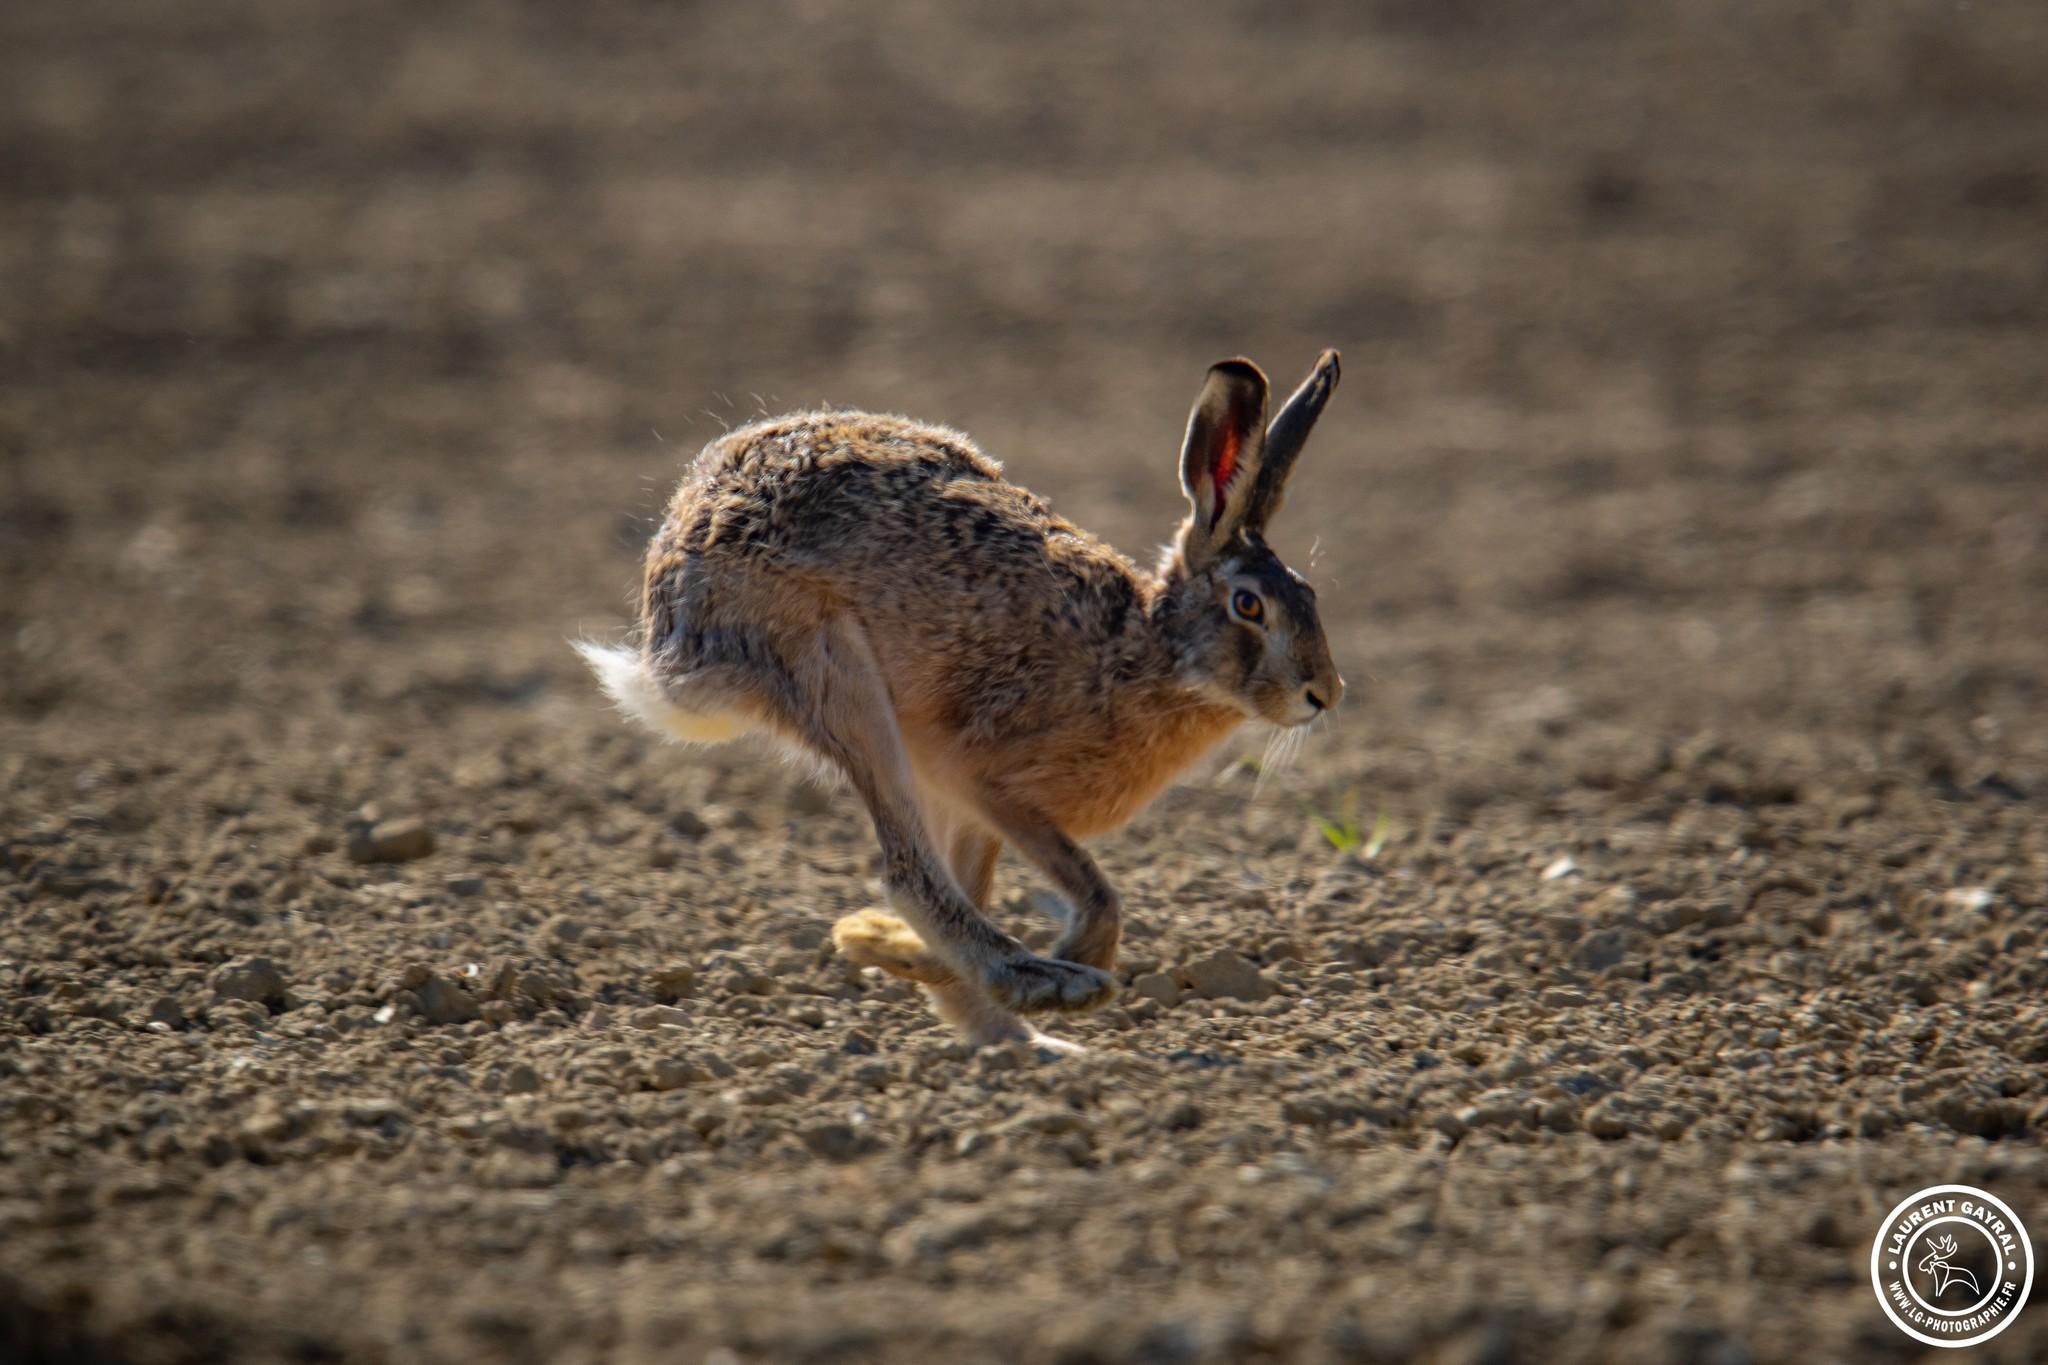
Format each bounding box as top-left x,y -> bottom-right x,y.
1209,357 -> 1267,387
1316,349 -> 1341,385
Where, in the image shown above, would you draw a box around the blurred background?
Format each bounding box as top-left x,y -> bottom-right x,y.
5,0 -> 2044,772
5,3 -> 2048,1362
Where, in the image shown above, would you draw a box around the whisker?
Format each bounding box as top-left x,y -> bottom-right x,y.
1253,726 -> 1285,799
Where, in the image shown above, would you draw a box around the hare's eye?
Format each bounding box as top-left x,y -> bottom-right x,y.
1230,589 -> 1264,624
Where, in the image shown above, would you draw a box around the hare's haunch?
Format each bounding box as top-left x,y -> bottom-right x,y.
580,352 -> 1344,1051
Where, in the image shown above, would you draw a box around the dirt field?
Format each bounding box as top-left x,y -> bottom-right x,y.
5,2 -> 2048,1361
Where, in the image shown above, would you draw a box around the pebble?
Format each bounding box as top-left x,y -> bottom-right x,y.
707,954 -> 776,997
649,965 -> 697,1001
648,1057 -> 708,1091
1574,929 -> 1634,973
211,956 -> 288,1007
1130,971 -> 1183,1007
799,1121 -> 868,1161
346,818 -> 436,864
1175,951 -> 1274,1002
414,975 -> 481,1025
210,999 -> 270,1029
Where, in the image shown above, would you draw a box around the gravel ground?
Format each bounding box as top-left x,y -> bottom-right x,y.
4,2 -> 2047,1361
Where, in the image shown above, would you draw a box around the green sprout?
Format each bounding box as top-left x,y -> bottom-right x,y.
1362,809 -> 1391,859
1307,787 -> 1391,859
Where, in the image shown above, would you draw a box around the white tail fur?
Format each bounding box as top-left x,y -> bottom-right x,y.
572,641 -> 750,744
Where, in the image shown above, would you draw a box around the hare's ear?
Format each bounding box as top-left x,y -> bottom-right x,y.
1243,349 -> 1339,535
1178,358 -> 1269,570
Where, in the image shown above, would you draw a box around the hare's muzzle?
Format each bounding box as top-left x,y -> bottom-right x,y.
1296,671 -> 1343,722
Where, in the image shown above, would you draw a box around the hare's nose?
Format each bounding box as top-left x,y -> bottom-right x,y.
1304,686 -> 1329,713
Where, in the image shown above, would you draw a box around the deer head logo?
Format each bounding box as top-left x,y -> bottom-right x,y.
1917,1233 -> 1982,1299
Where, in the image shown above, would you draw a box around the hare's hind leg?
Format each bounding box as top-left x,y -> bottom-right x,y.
948,827 -> 1000,910
833,834 -> 1083,1054
794,618 -> 1114,1015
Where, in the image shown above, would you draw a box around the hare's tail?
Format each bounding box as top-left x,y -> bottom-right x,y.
573,641 -> 751,744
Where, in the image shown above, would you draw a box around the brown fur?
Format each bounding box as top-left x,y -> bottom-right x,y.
582,352 -> 1344,1050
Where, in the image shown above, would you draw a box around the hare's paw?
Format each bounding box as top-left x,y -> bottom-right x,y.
832,909 -> 954,985
1050,916 -> 1120,972
983,952 -> 1116,1014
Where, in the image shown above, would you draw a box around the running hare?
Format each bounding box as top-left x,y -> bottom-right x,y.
579,351 -> 1343,1051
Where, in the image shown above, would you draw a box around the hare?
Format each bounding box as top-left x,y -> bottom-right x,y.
579,351 -> 1343,1052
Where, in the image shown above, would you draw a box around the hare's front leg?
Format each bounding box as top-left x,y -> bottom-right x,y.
929,831 -> 1082,1052
798,619 -> 1114,1014
975,797 -> 1122,972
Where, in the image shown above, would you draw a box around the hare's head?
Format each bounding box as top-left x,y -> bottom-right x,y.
1159,351 -> 1344,727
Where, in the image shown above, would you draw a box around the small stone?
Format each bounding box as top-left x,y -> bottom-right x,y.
347,818 -> 436,864
210,999 -> 270,1029
1574,929 -> 1632,973
503,1063 -> 542,1095
1464,1088 -> 1528,1128
1541,987 -> 1590,1009
800,1121 -> 869,1161
632,1005 -> 691,1030
975,1042 -> 1032,1072
1175,951 -> 1274,1002
1584,1098 -> 1633,1139
414,975 -> 481,1025
488,962 -> 577,1009
444,875 -> 486,897
211,956 -> 288,1007
344,1097 -> 404,1127
1943,886 -> 1993,914
144,995 -> 187,1031
650,965 -> 697,1001
993,1109 -> 1096,1146
1131,972 -> 1183,1007
648,1057 -> 707,1091
668,809 -> 709,839
848,1060 -> 895,1091
708,954 -> 776,997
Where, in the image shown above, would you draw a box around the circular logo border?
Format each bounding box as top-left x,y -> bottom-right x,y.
1871,1183 -> 2034,1349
